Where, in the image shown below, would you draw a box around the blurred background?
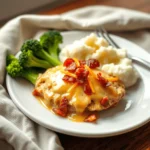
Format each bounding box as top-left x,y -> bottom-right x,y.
0,0 -> 75,23
0,0 -> 150,25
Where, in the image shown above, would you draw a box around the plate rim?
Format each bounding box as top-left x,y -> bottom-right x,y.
6,31 -> 150,137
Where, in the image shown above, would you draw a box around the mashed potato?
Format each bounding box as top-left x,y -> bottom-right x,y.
59,33 -> 139,87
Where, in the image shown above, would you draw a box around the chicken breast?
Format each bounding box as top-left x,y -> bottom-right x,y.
33,64 -> 125,115
87,81 -> 125,111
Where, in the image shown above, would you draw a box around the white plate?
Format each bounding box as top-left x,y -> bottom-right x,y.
6,31 -> 150,137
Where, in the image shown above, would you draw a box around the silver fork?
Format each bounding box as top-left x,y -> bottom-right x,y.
96,27 -> 150,69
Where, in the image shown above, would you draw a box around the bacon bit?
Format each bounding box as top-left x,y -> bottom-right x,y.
97,73 -> 108,87
59,97 -> 68,114
75,67 -> 89,81
100,96 -> 109,107
83,81 -> 92,95
65,62 -> 76,72
62,75 -> 76,83
63,58 -> 74,66
63,58 -> 101,95
32,89 -> 41,96
75,67 -> 89,86
53,97 -> 68,117
53,108 -> 66,117
86,59 -> 100,68
84,114 -> 97,122
79,59 -> 100,68
63,58 -> 77,72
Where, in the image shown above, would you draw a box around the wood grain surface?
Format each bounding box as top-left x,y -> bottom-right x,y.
42,0 -> 150,150
58,122 -> 150,150
40,0 -> 150,15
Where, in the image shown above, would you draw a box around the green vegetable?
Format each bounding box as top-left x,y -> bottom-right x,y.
6,54 -> 39,84
21,39 -> 61,66
40,30 -> 62,59
6,30 -> 63,84
19,50 -> 52,69
6,53 -> 17,65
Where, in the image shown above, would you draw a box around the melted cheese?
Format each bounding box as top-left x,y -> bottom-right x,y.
70,86 -> 90,113
35,65 -> 119,114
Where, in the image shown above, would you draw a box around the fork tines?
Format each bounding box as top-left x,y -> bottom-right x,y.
96,27 -> 120,49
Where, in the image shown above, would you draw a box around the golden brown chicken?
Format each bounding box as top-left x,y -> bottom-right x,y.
33,58 -> 125,122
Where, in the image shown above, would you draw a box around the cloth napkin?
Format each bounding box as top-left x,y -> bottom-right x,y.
0,5 -> 150,150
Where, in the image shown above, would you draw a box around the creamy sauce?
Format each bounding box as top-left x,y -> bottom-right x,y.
33,64 -> 125,123
68,112 -> 98,122
36,66 -> 117,113
38,97 -> 52,110
37,96 -> 97,122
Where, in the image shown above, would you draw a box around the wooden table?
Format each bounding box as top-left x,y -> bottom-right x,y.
40,0 -> 150,150
41,0 -> 150,15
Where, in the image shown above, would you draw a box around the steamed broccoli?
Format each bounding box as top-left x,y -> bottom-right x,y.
6,30 -> 63,84
21,39 -> 61,66
40,30 -> 62,59
6,54 -> 39,84
6,53 -> 17,65
19,50 -> 52,69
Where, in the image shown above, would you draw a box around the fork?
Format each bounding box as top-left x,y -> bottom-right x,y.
96,27 -> 150,69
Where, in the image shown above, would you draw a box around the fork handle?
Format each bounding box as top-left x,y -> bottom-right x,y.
131,56 -> 150,69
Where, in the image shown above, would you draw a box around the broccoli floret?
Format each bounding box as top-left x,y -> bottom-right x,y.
21,39 -> 61,66
19,50 -> 52,69
6,54 -> 17,65
40,30 -> 62,59
6,54 -> 39,85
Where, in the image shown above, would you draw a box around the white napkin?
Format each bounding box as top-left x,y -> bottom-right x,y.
0,6 -> 150,150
